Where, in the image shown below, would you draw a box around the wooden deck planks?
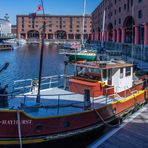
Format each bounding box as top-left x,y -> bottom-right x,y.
92,106 -> 148,148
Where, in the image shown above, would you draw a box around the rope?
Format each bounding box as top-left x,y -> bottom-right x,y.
94,89 -> 146,128
17,110 -> 23,148
94,109 -> 121,128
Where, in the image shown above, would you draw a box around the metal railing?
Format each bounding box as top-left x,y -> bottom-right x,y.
1,83 -> 146,116
12,75 -> 70,94
91,85 -> 139,107
13,79 -> 33,93
103,42 -> 148,63
0,92 -> 84,115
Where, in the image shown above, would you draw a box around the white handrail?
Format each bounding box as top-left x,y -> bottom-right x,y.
13,75 -> 69,93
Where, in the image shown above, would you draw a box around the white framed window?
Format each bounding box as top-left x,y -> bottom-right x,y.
125,67 -> 131,77
120,68 -> 124,78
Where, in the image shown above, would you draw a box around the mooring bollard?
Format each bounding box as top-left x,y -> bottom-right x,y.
84,89 -> 91,110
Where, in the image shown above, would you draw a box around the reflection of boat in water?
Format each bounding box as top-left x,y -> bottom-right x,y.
0,59 -> 147,145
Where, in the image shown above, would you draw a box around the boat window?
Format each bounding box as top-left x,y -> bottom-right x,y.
125,67 -> 131,77
108,69 -> 112,79
91,68 -> 101,73
102,70 -> 107,79
120,68 -> 124,78
77,67 -> 101,75
76,66 -> 87,76
76,66 -> 101,80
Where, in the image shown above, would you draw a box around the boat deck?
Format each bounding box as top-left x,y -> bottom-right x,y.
6,88 -> 121,117
89,105 -> 148,148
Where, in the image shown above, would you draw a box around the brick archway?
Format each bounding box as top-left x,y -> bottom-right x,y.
107,23 -> 113,41
55,30 -> 67,39
123,16 -> 135,43
27,30 -> 39,39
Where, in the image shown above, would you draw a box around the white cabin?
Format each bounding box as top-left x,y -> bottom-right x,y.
101,61 -> 133,93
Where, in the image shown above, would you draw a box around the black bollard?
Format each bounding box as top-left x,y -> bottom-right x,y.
0,87 -> 8,108
84,89 -> 91,110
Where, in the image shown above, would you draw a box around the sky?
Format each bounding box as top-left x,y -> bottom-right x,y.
0,0 -> 101,25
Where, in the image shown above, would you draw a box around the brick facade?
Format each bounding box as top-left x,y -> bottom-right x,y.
11,25 -> 17,35
17,14 -> 92,40
92,0 -> 148,45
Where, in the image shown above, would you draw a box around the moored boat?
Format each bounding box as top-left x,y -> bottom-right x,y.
0,60 -> 147,145
63,0 -> 98,62
0,0 -> 147,146
0,43 -> 13,50
65,50 -> 97,62
63,43 -> 74,50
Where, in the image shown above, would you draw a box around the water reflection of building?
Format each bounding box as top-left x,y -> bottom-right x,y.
0,19 -> 11,37
17,14 -> 92,41
92,0 -> 148,45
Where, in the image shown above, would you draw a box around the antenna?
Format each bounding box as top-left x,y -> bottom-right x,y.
36,0 -> 46,103
82,0 -> 86,47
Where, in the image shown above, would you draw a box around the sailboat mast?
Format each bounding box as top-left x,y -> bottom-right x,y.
36,0 -> 45,103
82,0 -> 86,47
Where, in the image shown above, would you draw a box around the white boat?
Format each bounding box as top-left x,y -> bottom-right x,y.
44,41 -> 50,45
17,39 -> 27,45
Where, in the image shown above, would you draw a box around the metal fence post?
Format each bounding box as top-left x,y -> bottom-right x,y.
57,95 -> 60,115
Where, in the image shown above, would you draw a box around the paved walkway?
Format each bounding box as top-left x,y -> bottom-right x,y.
89,105 -> 148,148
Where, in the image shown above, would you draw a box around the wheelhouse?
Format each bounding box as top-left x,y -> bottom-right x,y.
69,61 -> 133,97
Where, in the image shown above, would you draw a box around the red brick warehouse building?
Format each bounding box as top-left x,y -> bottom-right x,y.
92,0 -> 148,45
17,14 -> 92,40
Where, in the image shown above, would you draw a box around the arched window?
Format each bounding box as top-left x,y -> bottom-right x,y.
123,16 -> 135,43
27,30 -> 39,39
55,30 -> 67,39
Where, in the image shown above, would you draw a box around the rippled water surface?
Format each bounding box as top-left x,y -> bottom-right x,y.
0,44 -> 66,92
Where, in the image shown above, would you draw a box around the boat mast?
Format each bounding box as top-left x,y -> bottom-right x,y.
36,0 -> 45,103
82,0 -> 86,47
101,10 -> 106,49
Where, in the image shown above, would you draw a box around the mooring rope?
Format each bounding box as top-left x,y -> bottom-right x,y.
94,109 -> 121,128
17,110 -> 23,148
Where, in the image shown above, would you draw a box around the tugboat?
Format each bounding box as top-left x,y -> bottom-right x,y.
0,0 -> 147,146
0,60 -> 147,145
